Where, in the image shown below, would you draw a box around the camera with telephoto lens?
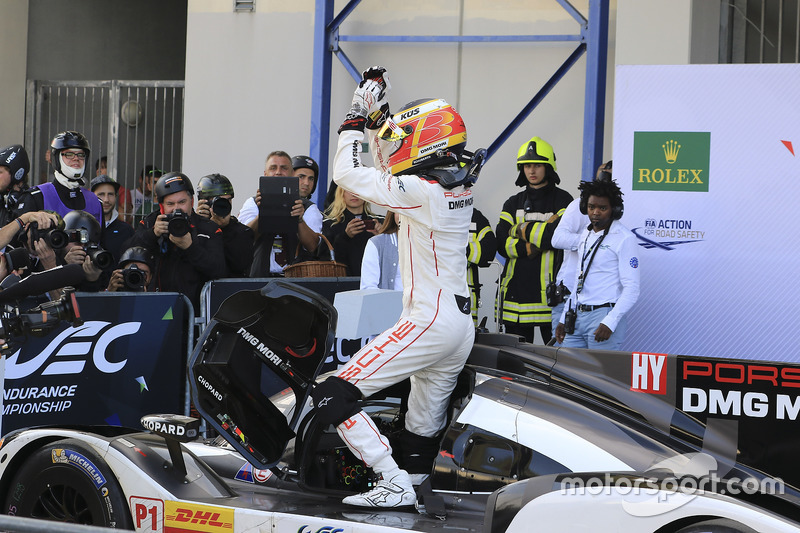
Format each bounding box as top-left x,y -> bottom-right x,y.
564,307 -> 577,335
165,209 -> 191,237
0,288 -> 81,342
122,264 -> 147,291
546,280 -> 569,307
209,196 -> 232,217
83,243 -> 113,270
27,221 -> 69,250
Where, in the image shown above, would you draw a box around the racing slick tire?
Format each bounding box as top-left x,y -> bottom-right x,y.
3,438 -> 133,529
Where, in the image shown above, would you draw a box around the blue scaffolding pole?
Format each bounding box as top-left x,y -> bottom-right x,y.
310,0 -> 609,205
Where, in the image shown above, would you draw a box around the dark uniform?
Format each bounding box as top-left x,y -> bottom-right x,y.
497,181 -> 572,343
467,208 -> 497,325
220,216 -> 254,277
130,210 -> 225,312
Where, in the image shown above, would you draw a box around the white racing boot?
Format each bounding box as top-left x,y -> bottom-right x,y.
342,469 -> 416,508
337,411 -> 416,508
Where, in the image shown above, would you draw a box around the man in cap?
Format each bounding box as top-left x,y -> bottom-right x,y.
90,174 -> 134,265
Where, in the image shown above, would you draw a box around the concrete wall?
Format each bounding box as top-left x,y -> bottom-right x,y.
0,1 -> 29,146
183,0 -> 618,228
0,0 -> 187,149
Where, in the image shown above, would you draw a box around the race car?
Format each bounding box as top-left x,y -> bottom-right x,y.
0,280 -> 798,532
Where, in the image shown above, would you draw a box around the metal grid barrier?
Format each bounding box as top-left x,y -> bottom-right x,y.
24,80 -> 184,222
721,0 -> 800,63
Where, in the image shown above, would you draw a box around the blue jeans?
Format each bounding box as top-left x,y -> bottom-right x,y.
560,307 -> 627,350
550,302 -> 565,346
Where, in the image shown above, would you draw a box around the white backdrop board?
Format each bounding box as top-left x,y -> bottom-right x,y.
613,64 -> 800,361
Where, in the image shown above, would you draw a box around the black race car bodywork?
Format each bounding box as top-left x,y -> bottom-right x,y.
0,280 -> 798,532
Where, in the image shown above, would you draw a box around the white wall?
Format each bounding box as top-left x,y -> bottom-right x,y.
183,0 -> 617,230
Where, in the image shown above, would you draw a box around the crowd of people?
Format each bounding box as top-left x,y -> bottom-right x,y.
0,125 -> 638,337
0,66 -> 641,510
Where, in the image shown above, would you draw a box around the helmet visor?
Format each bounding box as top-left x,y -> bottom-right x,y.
377,116 -> 411,142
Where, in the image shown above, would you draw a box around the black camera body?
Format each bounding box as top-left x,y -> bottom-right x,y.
209,196 -> 232,217
546,280 -> 570,307
27,221 -> 69,250
564,307 -> 577,335
165,209 -> 191,237
122,264 -> 147,291
84,243 -> 113,270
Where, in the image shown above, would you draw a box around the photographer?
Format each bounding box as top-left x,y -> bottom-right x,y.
14,131 -> 102,223
238,151 -> 321,276
0,211 -> 61,281
0,144 -> 31,227
129,172 -> 225,312
60,210 -> 114,291
105,246 -> 154,292
195,173 -> 254,277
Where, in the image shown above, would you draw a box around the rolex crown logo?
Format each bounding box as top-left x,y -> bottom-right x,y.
662,140 -> 681,164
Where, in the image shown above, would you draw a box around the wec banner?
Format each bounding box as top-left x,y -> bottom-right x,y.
613,64 -> 800,361
2,293 -> 191,434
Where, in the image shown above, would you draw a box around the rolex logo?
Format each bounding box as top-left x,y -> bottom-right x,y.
662,140 -> 681,164
633,132 -> 710,192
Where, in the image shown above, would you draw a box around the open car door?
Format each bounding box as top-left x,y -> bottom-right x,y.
189,280 -> 336,469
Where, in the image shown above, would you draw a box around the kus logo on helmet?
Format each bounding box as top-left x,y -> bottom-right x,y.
378,98 -> 467,177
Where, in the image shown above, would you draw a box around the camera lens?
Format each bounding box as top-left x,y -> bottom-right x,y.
45,229 -> 69,250
122,266 -> 146,291
167,210 -> 191,237
87,247 -> 114,270
168,217 -> 190,237
211,197 -> 232,217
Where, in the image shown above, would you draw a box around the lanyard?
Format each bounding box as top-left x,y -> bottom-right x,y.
577,225 -> 609,294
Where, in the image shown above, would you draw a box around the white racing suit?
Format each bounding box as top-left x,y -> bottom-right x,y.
331,127 -> 475,474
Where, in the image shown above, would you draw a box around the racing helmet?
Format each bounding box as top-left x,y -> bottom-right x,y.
90,174 -> 121,193
196,173 -> 234,199
378,98 -> 467,176
119,245 -> 155,270
50,131 -> 91,180
0,144 -> 30,185
155,172 -> 194,203
292,155 -> 319,194
515,136 -> 559,186
63,209 -> 102,244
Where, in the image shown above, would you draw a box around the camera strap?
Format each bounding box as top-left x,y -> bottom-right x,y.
577,225 -> 609,295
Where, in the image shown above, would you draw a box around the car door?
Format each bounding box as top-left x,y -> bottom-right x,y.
189,279 -> 336,469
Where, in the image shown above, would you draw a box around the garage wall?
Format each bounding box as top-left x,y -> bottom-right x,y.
183,0 -> 618,229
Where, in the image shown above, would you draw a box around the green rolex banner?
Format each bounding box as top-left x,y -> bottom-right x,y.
632,131 -> 710,192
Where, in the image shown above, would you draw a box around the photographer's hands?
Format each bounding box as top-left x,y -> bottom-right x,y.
154,214 -> 193,250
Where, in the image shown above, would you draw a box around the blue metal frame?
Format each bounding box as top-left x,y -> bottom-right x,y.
310,0 -> 609,204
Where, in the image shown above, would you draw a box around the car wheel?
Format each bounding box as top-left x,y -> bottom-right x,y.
3,438 -> 133,529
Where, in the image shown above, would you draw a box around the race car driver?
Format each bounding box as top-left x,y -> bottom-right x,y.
311,66 -> 484,508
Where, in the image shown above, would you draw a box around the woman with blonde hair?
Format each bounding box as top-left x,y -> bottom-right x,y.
322,187 -> 381,276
